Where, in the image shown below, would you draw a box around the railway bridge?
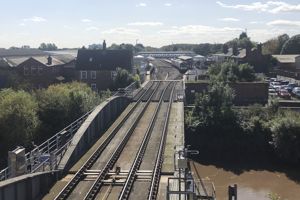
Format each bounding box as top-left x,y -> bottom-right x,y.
0,60 -> 216,200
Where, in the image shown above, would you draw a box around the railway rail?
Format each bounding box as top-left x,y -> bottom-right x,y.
54,81 -> 159,200
83,82 -> 169,200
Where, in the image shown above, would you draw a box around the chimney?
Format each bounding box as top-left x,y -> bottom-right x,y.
103,40 -> 106,50
47,55 -> 52,65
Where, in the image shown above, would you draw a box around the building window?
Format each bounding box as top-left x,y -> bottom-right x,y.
91,83 -> 97,91
89,57 -> 93,62
38,67 -> 43,75
80,71 -> 87,79
31,66 -> 37,75
24,66 -> 30,75
91,71 -> 96,79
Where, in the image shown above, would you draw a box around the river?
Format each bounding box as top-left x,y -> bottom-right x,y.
191,161 -> 300,200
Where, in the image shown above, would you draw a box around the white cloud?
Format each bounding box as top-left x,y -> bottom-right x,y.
81,19 -> 92,23
86,26 -> 99,31
267,20 -> 300,27
19,23 -> 26,26
159,25 -> 243,36
164,3 -> 172,7
250,21 -> 264,24
216,1 -> 300,13
136,3 -> 147,7
219,18 -> 240,22
102,27 -> 140,36
128,22 -> 163,26
23,16 -> 46,22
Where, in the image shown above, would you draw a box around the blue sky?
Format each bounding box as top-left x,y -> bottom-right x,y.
0,0 -> 299,48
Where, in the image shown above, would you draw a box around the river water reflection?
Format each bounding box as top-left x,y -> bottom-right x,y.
191,161 -> 300,200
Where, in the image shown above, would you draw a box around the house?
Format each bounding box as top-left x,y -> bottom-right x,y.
75,41 -> 133,91
0,49 -> 76,89
272,55 -> 300,72
212,44 -> 271,73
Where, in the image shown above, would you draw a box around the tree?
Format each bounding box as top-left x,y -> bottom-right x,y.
38,43 -> 58,51
193,79 -> 236,128
263,34 -> 289,54
281,34 -> 300,54
0,89 -> 39,153
232,42 -> 238,56
36,82 -> 102,139
222,44 -> 229,54
208,61 -> 256,82
270,112 -> 300,163
239,32 -> 248,40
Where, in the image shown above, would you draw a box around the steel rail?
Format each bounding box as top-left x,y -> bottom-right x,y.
83,81 -> 162,200
118,82 -> 172,200
148,82 -> 176,200
54,81 -> 156,200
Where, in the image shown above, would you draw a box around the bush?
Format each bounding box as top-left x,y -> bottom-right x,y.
0,89 -> 39,166
270,112 -> 300,164
35,82 -> 103,140
208,61 -> 256,82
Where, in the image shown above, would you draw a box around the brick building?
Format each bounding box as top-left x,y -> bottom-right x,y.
0,49 -> 75,88
75,42 -> 133,91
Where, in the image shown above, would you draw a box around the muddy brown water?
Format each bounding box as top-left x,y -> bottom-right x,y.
191,161 -> 300,200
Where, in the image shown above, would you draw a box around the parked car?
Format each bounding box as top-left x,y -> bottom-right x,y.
285,83 -> 298,93
278,89 -> 291,99
279,80 -> 289,86
293,90 -> 300,98
292,87 -> 300,95
269,88 -> 277,97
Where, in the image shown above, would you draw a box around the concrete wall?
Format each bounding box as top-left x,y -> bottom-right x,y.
185,81 -> 268,106
0,171 -> 59,200
58,96 -> 130,172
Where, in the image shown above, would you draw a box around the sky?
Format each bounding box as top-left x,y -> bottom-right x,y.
0,0 -> 299,48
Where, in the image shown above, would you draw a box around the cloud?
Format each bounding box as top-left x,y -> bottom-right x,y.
216,1 -> 300,13
128,22 -> 163,26
19,23 -> 26,26
159,25 -> 244,35
102,27 -> 140,36
219,18 -> 240,22
250,21 -> 264,24
23,16 -> 46,22
164,3 -> 172,6
136,3 -> 147,7
81,19 -> 92,23
86,26 -> 99,31
267,20 -> 300,27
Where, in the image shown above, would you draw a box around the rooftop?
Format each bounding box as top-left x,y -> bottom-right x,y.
272,55 -> 300,64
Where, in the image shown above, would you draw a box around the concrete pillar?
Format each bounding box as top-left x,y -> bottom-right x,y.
8,147 -> 26,178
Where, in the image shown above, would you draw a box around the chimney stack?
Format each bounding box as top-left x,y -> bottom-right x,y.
47,55 -> 52,65
103,40 -> 106,50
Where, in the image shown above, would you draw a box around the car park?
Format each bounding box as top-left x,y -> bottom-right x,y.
292,87 -> 300,95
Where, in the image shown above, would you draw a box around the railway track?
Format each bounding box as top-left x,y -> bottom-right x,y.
83,82 -> 170,200
54,81 -> 159,200
119,82 -> 176,200
55,80 -> 176,200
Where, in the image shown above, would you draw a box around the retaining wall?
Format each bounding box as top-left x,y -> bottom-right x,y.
0,171 -> 59,200
185,81 -> 268,106
58,96 -> 130,172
